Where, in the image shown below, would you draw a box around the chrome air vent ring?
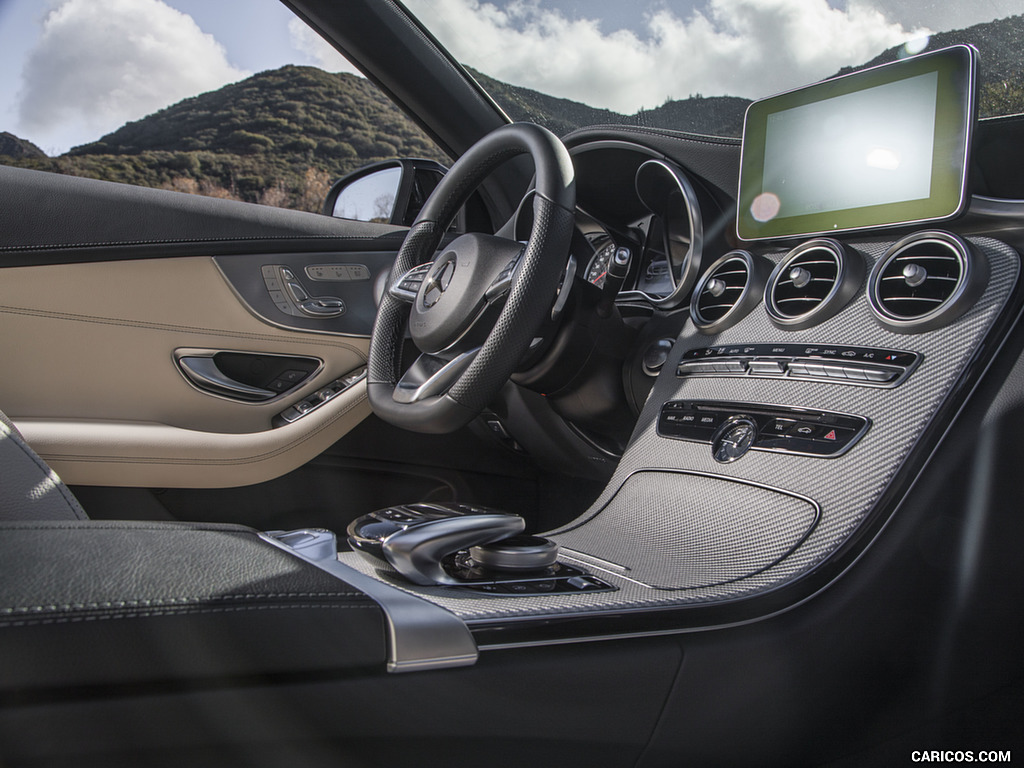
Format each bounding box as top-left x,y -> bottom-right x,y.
691,250 -> 769,333
868,231 -> 988,333
765,239 -> 864,331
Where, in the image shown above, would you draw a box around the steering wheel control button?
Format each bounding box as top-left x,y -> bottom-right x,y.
676,343 -> 919,387
658,400 -> 870,458
485,249 -> 525,299
390,262 -> 435,303
712,418 -> 758,463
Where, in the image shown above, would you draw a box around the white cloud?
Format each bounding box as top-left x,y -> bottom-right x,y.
405,0 -> 929,111
17,0 -> 249,152
854,0 -> 1024,33
288,17 -> 362,75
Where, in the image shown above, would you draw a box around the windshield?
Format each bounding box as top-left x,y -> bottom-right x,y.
406,0 -> 1024,137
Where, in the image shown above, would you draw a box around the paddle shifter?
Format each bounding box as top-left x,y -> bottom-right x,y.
347,503 -> 613,594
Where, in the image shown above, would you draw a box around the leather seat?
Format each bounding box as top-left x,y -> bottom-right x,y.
0,409 -> 87,522
0,406 -> 388,706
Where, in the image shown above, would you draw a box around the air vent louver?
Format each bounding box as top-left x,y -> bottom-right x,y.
869,231 -> 987,332
765,239 -> 864,330
690,250 -> 767,333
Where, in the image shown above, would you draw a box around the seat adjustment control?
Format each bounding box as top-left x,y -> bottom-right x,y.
262,264 -> 345,318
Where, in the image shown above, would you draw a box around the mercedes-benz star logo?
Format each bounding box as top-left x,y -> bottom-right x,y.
422,259 -> 456,308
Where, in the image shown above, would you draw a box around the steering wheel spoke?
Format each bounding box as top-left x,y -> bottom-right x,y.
389,261 -> 435,304
393,349 -> 480,404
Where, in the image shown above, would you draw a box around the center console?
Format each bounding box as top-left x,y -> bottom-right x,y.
334,231 -> 1019,652
322,47 -> 1021,661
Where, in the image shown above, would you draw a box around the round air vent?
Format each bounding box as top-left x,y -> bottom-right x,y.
765,239 -> 864,330
868,231 -> 987,333
690,250 -> 769,333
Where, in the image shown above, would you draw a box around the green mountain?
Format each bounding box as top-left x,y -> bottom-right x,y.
0,131 -> 46,159
2,13 -> 1022,212
6,66 -> 449,211
468,68 -> 749,138
834,13 -> 1024,116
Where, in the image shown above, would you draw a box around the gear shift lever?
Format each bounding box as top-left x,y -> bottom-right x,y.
347,503 -> 525,585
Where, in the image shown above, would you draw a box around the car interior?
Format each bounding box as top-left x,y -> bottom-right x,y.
1,1 -> 1022,766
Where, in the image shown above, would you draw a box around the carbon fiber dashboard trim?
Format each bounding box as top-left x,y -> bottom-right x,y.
341,236 -> 1019,633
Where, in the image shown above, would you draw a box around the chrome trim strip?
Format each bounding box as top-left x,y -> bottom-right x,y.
559,548 -> 631,574
260,531 -> 479,673
621,158 -> 705,309
393,349 -> 480,404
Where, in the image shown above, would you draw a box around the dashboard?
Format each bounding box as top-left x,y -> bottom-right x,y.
345,46 -> 1024,644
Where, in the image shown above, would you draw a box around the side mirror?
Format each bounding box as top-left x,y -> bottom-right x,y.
324,158 -> 448,226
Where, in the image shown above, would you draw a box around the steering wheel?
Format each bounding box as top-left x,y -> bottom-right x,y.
367,123 -> 576,433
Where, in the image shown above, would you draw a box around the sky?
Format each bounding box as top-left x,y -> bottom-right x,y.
0,0 -> 1021,155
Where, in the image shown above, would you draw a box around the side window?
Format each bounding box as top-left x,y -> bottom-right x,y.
0,0 -> 447,214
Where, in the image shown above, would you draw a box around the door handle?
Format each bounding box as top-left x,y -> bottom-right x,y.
178,356 -> 277,401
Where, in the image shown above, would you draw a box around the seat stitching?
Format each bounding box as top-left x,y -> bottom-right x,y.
33,392 -> 369,466
0,304 -> 369,353
0,603 -> 380,628
1,593 -> 375,614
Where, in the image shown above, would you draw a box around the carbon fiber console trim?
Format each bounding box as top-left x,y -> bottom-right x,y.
341,236 -> 1020,639
554,470 -> 819,589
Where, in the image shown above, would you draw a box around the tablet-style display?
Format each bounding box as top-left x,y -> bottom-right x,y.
737,45 -> 976,241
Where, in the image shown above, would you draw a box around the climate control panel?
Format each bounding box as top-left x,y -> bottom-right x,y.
677,343 -> 919,387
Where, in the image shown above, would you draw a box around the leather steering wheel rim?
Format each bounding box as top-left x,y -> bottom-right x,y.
366,122 -> 576,433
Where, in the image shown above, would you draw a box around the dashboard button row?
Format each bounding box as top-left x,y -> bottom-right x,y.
677,343 -> 917,387
658,400 -> 870,459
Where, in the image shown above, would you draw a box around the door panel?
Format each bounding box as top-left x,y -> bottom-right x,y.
0,168 -> 403,488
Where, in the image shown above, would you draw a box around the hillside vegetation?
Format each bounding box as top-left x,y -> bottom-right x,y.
2,13 -> 1023,212
5,66 -> 448,212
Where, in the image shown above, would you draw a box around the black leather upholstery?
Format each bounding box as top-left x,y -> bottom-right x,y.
0,410 -> 87,522
0,408 -> 387,689
0,521 -> 387,689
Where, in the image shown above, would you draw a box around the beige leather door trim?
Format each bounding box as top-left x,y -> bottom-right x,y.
15,384 -> 371,488
0,256 -> 378,487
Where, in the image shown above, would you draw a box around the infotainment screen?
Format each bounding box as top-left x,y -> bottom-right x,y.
737,45 -> 976,241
